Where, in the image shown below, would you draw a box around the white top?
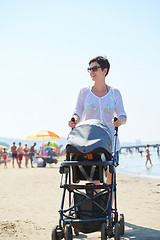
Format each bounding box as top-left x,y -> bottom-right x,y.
74,87 -> 127,151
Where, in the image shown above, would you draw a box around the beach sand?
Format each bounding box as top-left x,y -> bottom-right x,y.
0,157 -> 160,240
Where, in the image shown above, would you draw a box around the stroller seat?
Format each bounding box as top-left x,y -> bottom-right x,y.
71,152 -> 103,183
66,119 -> 113,183
66,119 -> 112,157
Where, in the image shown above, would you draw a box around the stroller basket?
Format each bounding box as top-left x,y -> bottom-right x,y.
74,191 -> 109,219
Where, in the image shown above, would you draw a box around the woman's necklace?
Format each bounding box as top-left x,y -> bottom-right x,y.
91,84 -> 109,94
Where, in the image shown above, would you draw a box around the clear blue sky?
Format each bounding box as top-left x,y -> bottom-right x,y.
0,0 -> 160,143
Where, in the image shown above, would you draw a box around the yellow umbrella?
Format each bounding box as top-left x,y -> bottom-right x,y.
0,145 -> 9,150
26,130 -> 59,141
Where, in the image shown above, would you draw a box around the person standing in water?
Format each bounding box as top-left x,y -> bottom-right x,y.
156,144 -> 159,157
145,144 -> 152,166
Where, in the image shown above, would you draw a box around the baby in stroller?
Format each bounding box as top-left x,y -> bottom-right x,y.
52,119 -> 125,240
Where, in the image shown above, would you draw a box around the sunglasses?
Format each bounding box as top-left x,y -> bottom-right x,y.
87,66 -> 101,72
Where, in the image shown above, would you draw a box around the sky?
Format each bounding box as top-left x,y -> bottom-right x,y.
0,0 -> 160,143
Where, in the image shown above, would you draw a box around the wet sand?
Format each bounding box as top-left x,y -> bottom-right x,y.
0,157 -> 160,239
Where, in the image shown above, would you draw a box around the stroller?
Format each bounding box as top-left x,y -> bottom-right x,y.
51,119 -> 125,240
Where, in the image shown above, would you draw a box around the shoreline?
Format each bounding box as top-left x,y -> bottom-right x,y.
117,169 -> 160,180
0,158 -> 160,239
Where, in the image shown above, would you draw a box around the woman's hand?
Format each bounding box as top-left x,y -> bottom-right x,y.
112,115 -> 126,127
68,114 -> 80,128
68,120 -> 77,128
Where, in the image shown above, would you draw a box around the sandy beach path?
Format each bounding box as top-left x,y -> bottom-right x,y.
0,158 -> 160,239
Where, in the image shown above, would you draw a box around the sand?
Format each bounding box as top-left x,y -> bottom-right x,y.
0,157 -> 160,240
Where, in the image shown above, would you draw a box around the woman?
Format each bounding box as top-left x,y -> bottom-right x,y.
68,56 -> 127,183
24,144 -> 29,168
145,144 -> 152,166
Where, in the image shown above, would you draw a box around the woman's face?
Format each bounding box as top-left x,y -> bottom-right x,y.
89,61 -> 106,82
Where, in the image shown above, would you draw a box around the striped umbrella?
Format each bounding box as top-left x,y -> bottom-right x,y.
26,130 -> 59,141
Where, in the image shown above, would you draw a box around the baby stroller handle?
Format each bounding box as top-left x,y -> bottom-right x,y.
113,117 -> 119,166
114,117 -> 118,135
71,117 -> 75,122
71,117 -> 76,130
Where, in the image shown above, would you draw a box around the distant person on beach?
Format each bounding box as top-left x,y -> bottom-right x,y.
24,144 -> 29,168
11,142 -> 19,168
156,144 -> 159,156
145,144 -> 152,166
40,146 -> 47,156
17,142 -> 24,168
2,148 -> 8,168
0,150 -> 2,165
29,142 -> 36,168
68,56 -> 127,185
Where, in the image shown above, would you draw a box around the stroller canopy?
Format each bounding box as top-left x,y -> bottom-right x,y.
67,119 -> 112,155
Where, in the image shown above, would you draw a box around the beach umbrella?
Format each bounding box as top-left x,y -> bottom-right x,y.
26,130 -> 59,141
46,141 -> 58,147
0,145 -> 9,150
41,142 -> 58,148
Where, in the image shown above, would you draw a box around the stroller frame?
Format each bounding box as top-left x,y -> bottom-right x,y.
52,122 -> 124,240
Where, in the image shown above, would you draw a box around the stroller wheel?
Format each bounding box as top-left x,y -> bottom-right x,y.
101,223 -> 107,240
64,224 -> 73,240
74,228 -> 79,236
51,225 -> 61,240
114,223 -> 120,240
119,214 -> 125,235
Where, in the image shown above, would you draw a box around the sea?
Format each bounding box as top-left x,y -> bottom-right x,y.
118,148 -> 160,180
1,136 -> 160,180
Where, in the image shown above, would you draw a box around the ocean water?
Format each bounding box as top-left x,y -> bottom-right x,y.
118,148 -> 160,179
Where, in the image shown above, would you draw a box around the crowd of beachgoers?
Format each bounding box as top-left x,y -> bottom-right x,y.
0,141 -> 65,168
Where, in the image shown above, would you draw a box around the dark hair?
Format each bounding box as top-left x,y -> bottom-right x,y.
89,56 -> 110,76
